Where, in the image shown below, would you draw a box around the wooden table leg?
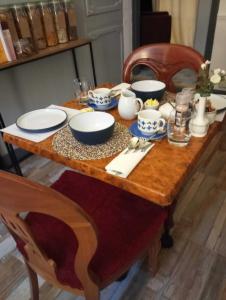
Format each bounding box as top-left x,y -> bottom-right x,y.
161,197 -> 178,248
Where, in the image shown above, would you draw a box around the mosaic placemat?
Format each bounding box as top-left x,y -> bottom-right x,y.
52,123 -> 132,160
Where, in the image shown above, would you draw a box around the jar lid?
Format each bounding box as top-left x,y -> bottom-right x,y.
0,6 -> 9,11
26,3 -> 39,8
39,1 -> 50,6
11,4 -> 26,10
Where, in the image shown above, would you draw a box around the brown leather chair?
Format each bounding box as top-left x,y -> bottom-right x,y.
123,43 -> 204,92
0,170 -> 167,300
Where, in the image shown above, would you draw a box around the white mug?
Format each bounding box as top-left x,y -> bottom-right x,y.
118,90 -> 143,120
88,88 -> 111,107
137,110 -> 166,135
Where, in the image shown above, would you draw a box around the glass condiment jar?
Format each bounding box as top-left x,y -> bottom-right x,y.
26,3 -> 47,50
11,5 -> 35,57
40,2 -> 58,47
0,6 -> 19,46
63,0 -> 78,40
52,1 -> 68,43
0,17 -> 17,62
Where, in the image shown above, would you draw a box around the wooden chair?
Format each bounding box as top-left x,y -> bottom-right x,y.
123,43 -> 204,92
0,170 -> 167,300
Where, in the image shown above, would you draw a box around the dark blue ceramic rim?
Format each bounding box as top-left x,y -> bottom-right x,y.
131,88 -> 165,101
70,122 -> 115,145
87,98 -> 118,111
16,109 -> 67,133
129,122 -> 167,140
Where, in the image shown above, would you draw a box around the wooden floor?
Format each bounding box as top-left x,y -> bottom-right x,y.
1,123 -> 226,299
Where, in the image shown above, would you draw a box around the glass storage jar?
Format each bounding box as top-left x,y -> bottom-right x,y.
26,3 -> 47,50
0,6 -> 19,46
52,1 -> 68,43
0,17 -> 17,61
40,2 -> 58,47
63,0 -> 78,40
11,5 -> 35,57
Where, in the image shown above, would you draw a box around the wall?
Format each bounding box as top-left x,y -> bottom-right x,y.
211,0 -> 226,70
193,0 -> 212,55
122,0 -> 132,60
0,1 -> 93,123
0,1 -> 105,156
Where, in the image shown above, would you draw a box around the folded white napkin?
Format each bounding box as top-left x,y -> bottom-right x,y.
105,143 -> 155,178
111,82 -> 131,91
48,105 -> 80,120
1,105 -> 79,143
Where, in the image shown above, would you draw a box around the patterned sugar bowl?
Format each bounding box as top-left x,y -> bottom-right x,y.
88,88 -> 111,108
137,110 -> 166,135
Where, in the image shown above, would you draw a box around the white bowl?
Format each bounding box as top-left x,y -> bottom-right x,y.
206,109 -> 216,124
69,112 -> 115,145
131,80 -> 166,102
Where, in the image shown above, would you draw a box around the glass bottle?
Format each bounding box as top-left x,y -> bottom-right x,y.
52,1 -> 68,43
11,5 -> 35,57
63,0 -> 78,40
40,2 -> 58,47
26,3 -> 47,50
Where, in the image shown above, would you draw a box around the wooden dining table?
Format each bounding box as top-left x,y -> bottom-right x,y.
3,85 -> 223,246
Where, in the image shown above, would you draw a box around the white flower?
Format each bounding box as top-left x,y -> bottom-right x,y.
210,74 -> 221,84
214,68 -> 221,74
221,70 -> 226,75
201,63 -> 206,70
201,60 -> 211,70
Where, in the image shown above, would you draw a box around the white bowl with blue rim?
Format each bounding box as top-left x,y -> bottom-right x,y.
16,108 -> 67,132
69,111 -> 115,145
131,80 -> 166,102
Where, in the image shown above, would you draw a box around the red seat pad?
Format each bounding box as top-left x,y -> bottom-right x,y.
17,171 -> 167,289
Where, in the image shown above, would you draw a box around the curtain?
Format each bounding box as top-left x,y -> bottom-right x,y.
155,0 -> 199,47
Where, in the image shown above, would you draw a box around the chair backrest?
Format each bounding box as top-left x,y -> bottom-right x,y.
123,43 -> 204,92
0,171 -> 98,292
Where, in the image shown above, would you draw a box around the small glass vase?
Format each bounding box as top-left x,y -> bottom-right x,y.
190,96 -> 209,137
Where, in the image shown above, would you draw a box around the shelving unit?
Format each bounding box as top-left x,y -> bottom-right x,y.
0,38 -> 97,85
0,38 -> 97,175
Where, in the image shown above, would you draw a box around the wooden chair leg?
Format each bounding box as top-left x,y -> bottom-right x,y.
25,262 -> 39,300
148,225 -> 163,276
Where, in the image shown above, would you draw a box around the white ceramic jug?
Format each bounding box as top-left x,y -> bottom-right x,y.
118,90 -> 143,120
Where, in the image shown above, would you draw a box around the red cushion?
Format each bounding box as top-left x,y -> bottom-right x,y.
17,171 -> 166,289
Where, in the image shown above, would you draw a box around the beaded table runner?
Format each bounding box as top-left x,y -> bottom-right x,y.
52,123 -> 131,160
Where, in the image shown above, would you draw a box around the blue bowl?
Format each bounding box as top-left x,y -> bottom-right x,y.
131,80 -> 166,102
69,111 -> 115,145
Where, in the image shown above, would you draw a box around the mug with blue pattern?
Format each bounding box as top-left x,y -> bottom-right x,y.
88,88 -> 111,107
137,110 -> 166,135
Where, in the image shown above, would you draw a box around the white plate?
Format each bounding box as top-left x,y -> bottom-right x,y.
16,108 -> 67,132
208,94 -> 226,110
194,93 -> 226,110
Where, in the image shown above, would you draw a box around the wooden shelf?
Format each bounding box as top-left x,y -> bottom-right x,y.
0,38 -> 91,70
